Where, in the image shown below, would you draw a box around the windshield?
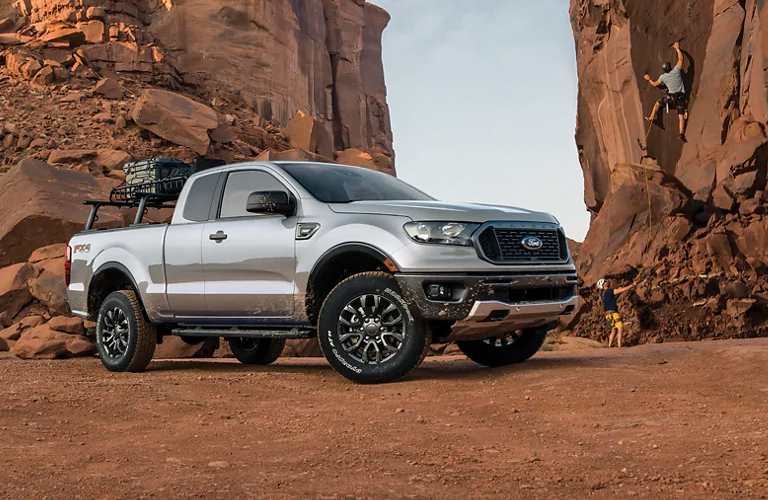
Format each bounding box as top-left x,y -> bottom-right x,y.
279,163 -> 434,203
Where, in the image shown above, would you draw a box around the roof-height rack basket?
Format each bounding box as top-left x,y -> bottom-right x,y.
110,158 -> 192,203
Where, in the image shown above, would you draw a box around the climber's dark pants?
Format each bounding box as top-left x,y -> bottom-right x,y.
663,92 -> 688,116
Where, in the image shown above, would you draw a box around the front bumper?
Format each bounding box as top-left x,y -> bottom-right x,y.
395,272 -> 579,342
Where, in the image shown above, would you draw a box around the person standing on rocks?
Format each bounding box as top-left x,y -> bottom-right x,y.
643,41 -> 688,142
597,279 -> 634,348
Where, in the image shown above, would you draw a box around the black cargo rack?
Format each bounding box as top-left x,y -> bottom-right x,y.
83,157 -> 227,231
83,193 -> 178,231
111,157 -> 192,203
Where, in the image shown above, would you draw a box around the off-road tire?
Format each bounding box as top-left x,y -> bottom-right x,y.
227,338 -> 285,365
317,272 -> 429,384
457,327 -> 548,367
96,290 -> 156,372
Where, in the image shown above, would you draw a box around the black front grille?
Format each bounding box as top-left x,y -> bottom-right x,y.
477,225 -> 567,263
493,286 -> 575,304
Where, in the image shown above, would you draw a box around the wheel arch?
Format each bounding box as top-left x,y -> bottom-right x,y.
87,262 -> 143,322
305,243 -> 400,325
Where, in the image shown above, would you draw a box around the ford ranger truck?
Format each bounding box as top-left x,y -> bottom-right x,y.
66,161 -> 579,384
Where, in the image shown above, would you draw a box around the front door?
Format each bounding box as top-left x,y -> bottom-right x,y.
202,169 -> 297,320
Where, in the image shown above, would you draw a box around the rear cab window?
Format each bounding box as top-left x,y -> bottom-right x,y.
182,173 -> 221,222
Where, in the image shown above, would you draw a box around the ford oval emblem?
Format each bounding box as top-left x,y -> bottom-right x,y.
521,236 -> 543,251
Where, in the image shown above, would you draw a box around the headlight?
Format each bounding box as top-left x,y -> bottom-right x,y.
403,222 -> 480,246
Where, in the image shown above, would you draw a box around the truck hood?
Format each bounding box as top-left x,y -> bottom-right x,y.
328,200 -> 559,224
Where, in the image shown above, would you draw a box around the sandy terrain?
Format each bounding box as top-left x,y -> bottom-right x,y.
1,339 -> 768,499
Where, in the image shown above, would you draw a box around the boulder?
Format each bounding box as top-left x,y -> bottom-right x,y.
48,316 -> 84,335
32,66 -> 55,85
47,149 -> 98,164
726,299 -> 756,318
85,7 -> 106,20
53,66 -> 70,81
209,123 -> 236,144
712,185 -> 735,211
80,20 -> 106,44
40,22 -> 86,48
283,339 -> 323,357
94,149 -> 132,171
0,159 -> 120,267
0,263 -> 36,320
94,78 -> 123,100
11,324 -> 95,360
93,112 -> 113,123
131,89 -> 218,155
154,337 -> 219,359
6,50 -> 43,79
733,218 -> 768,264
0,337 -> 8,352
29,270 -> 68,314
0,315 -> 44,342
0,33 -> 33,45
281,111 -> 334,159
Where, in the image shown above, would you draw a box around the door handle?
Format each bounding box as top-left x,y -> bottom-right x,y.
209,231 -> 228,242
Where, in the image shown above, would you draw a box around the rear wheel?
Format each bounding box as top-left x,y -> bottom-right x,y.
96,290 -> 156,372
317,272 -> 429,384
227,338 -> 285,365
457,327 -> 549,367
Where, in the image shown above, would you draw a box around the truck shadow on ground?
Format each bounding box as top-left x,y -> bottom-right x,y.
147,354 -> 615,381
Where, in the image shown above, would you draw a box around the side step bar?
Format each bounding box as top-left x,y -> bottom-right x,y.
172,327 -> 315,339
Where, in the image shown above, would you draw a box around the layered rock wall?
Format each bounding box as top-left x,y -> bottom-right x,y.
3,0 -> 394,158
149,0 -> 393,158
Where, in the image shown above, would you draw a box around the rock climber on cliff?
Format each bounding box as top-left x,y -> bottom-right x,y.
643,41 -> 688,142
597,279 -> 634,348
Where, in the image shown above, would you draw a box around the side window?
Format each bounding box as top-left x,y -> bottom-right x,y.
182,173 -> 220,222
219,170 -> 289,218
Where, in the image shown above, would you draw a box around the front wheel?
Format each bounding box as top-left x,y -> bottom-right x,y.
317,272 -> 429,384
96,290 -> 157,372
457,327 -> 549,367
227,338 -> 285,365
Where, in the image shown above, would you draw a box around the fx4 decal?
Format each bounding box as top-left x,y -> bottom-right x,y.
73,244 -> 91,254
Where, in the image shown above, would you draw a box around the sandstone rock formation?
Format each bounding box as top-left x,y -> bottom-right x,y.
148,0 -> 394,162
570,0 -> 768,343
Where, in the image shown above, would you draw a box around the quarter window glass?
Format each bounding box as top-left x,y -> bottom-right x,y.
182,173 -> 220,222
220,171 -> 288,218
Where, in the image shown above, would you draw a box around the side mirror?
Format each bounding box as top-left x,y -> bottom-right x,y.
246,191 -> 296,216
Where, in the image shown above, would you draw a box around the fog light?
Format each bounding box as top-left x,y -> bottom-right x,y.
425,284 -> 452,301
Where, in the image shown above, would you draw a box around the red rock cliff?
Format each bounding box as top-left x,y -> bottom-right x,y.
10,0 -> 393,157
570,0 -> 768,342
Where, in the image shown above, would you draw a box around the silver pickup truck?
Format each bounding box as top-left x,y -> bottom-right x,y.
66,161 -> 579,383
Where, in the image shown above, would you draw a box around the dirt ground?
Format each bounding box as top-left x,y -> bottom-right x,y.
1,339 -> 768,500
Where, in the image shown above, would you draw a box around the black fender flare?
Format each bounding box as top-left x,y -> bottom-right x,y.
91,262 -> 141,293
88,262 -> 144,319
308,243 -> 399,286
